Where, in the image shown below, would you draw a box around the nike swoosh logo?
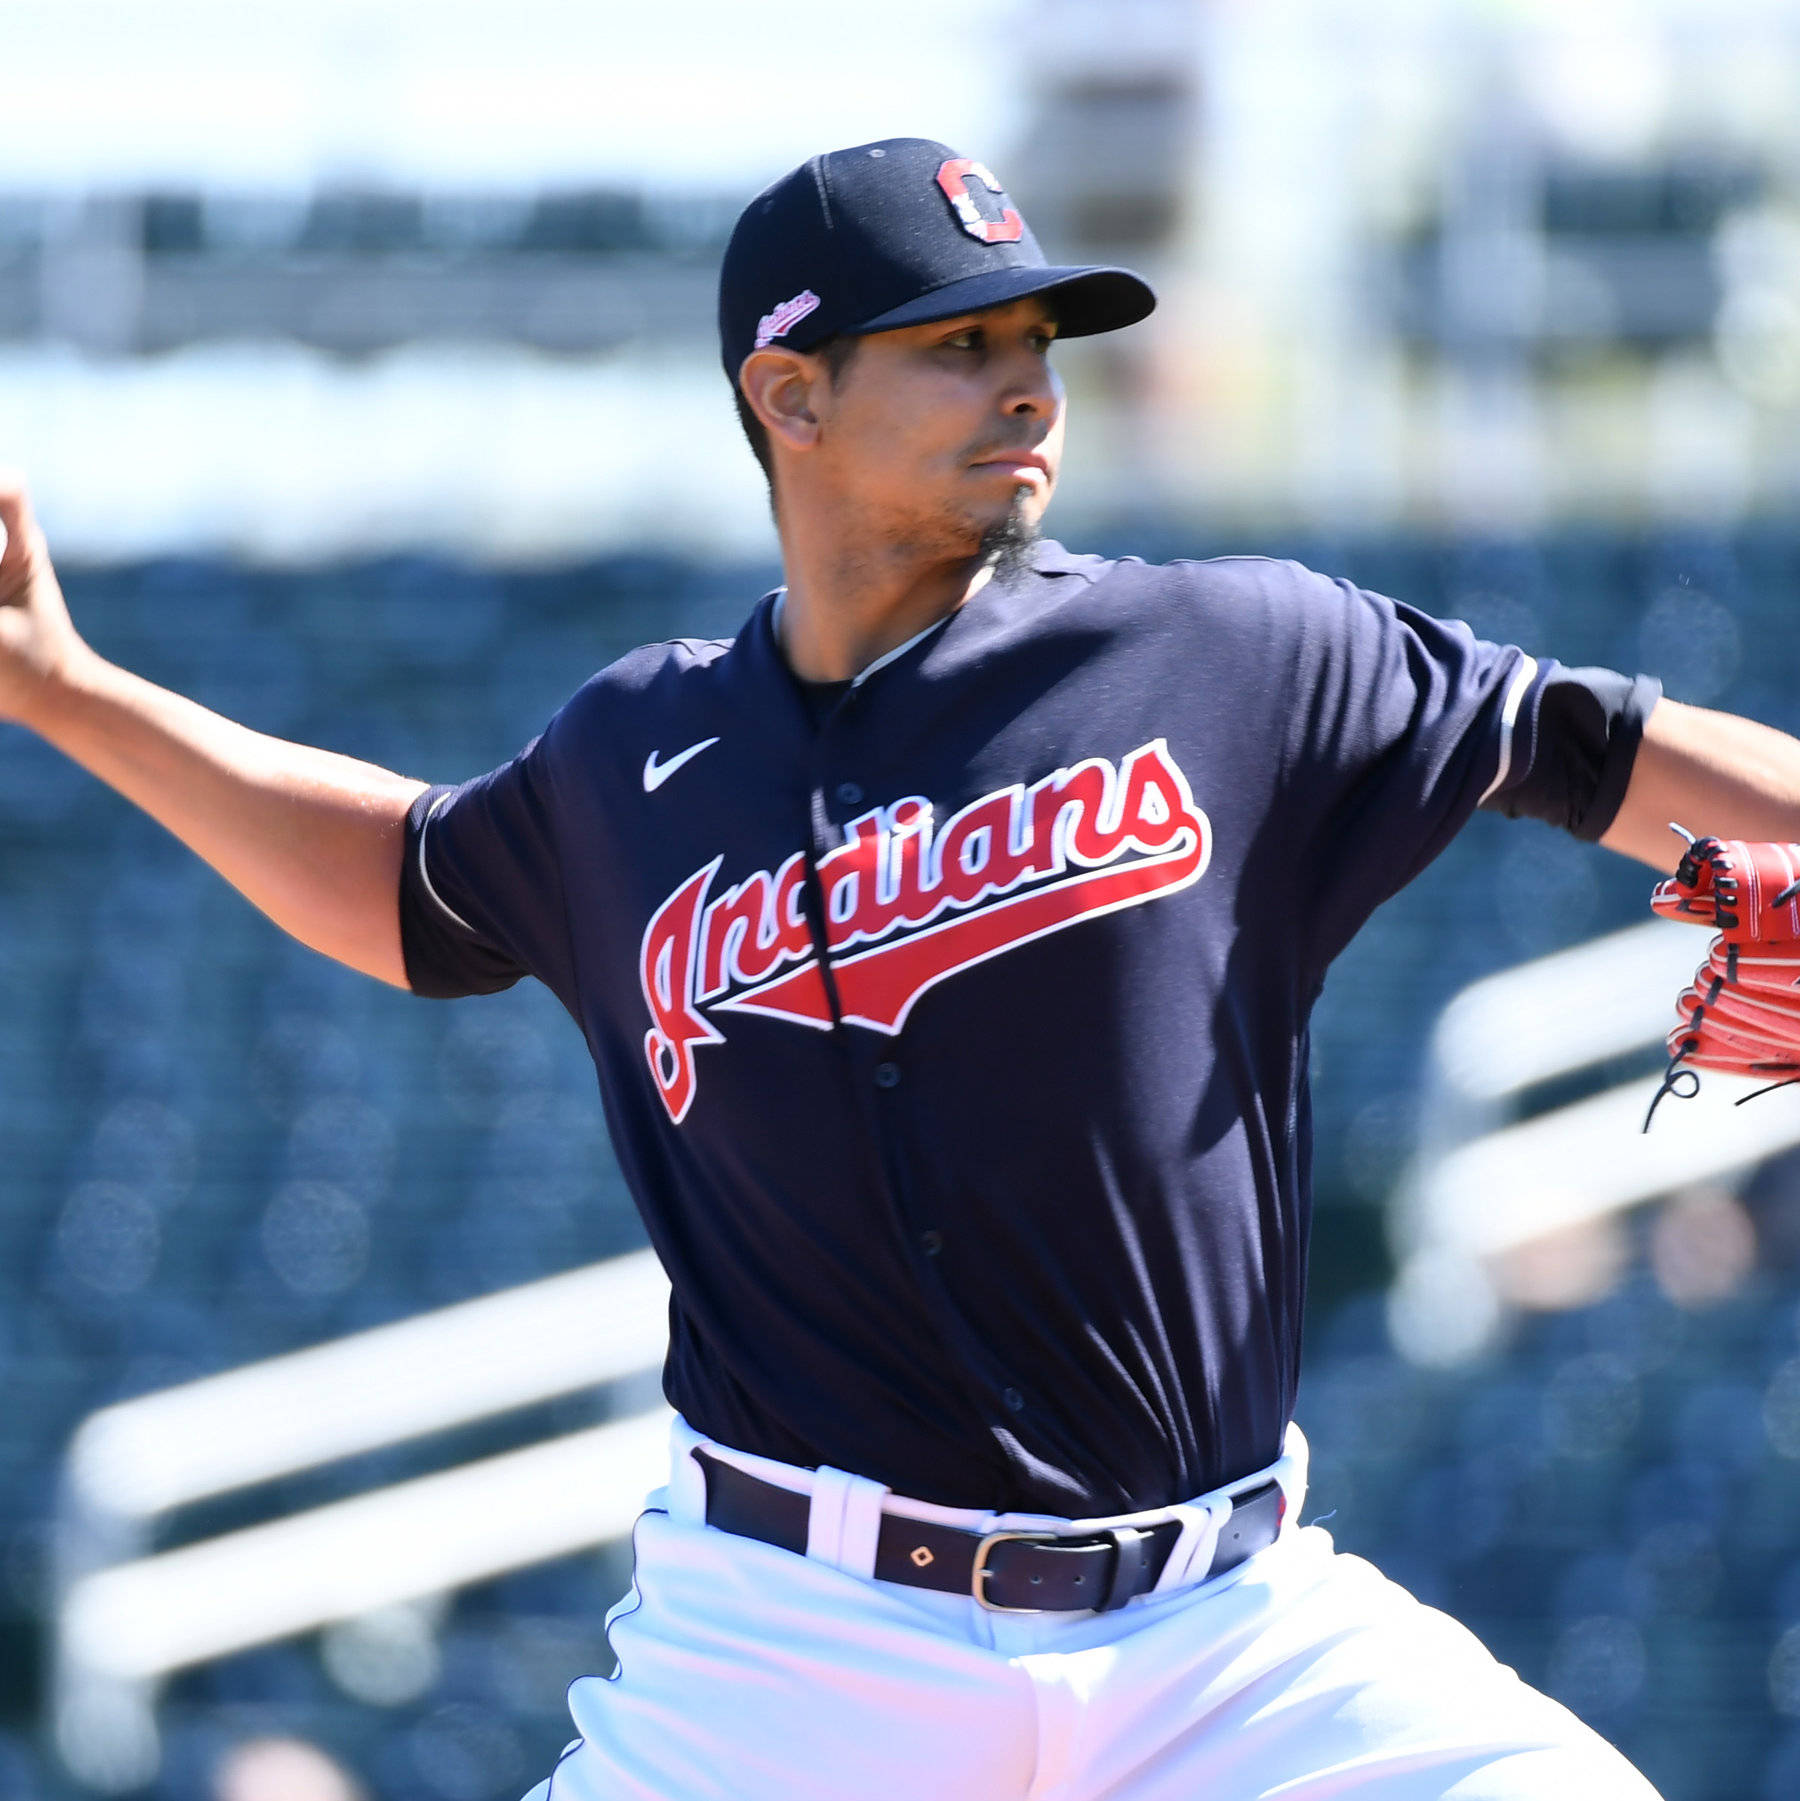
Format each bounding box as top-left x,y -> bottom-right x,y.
643,737 -> 721,793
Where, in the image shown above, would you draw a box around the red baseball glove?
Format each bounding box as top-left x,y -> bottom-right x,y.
1646,833 -> 1800,1124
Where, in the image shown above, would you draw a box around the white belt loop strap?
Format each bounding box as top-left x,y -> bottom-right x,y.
805,1465 -> 890,1577
1272,1421 -> 1311,1523
1152,1497 -> 1231,1594
1152,1421 -> 1312,1595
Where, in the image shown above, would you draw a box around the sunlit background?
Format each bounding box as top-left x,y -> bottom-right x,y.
5,2 -> 1800,1797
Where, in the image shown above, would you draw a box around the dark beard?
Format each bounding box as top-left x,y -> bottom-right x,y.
978,492 -> 1041,584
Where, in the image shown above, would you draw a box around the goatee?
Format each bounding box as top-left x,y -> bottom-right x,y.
979,492 -> 1041,584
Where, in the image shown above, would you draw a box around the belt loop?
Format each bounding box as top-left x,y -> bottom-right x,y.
1152,1497 -> 1230,1594
1272,1421 -> 1310,1524
1098,1526 -> 1155,1611
806,1465 -> 888,1577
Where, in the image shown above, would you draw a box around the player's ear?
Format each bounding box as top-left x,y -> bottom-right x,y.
738,349 -> 824,455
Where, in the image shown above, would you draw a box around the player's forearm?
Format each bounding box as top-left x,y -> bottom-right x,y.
1601,697 -> 1800,871
25,648 -> 427,986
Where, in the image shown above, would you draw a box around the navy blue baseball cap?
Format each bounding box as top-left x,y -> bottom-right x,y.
719,137 -> 1156,386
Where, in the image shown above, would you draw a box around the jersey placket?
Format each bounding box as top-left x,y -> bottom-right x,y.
806,677 -> 1045,1479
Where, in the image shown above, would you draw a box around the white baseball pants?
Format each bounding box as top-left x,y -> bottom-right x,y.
525,1419 -> 1662,1801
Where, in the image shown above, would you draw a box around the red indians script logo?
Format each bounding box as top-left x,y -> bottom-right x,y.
639,740 -> 1211,1122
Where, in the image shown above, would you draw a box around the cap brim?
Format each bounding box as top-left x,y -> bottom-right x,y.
847,263 -> 1155,341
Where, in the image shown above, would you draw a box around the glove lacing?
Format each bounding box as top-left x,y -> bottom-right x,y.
1643,832 -> 1800,1129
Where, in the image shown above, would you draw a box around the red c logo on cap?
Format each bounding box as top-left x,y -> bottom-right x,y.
936,158 -> 1024,245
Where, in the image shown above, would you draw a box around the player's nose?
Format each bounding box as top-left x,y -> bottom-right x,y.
998,348 -> 1061,421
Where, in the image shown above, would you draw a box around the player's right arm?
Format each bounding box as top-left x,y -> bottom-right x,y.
0,477 -> 427,989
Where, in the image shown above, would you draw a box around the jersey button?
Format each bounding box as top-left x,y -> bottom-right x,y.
1002,1387 -> 1026,1413
874,1061 -> 900,1088
920,1229 -> 944,1257
835,781 -> 864,807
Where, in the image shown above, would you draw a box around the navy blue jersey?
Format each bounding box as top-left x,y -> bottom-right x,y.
401,544 -> 1655,1514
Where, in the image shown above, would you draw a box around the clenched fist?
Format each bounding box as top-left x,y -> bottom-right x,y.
0,476 -> 90,729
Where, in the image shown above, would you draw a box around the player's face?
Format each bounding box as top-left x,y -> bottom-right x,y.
812,297 -> 1065,558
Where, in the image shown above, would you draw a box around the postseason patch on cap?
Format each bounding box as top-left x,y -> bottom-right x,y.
754,289 -> 822,350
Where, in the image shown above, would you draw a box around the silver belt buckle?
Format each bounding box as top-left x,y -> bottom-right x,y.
971,1528 -> 1058,1613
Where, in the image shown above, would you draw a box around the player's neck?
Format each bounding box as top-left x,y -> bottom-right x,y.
774,524 -> 996,685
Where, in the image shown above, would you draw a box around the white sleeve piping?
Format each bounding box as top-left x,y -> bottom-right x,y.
1477,654 -> 1540,806
416,792 -> 479,934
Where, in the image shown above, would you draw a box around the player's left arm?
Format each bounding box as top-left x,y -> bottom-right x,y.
1600,696 -> 1800,871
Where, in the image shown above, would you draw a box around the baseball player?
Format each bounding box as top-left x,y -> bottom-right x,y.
4,137 -> 1800,1800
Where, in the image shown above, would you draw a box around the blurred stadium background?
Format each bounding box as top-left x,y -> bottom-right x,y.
5,0 -> 1800,1796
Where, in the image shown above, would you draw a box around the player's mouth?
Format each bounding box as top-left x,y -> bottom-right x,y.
970,448 -> 1053,487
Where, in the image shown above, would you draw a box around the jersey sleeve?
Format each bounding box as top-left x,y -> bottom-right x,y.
1273,568 -> 1564,972
1478,663 -> 1661,841
398,734 -> 574,1003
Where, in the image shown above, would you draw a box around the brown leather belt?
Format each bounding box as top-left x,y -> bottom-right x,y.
694,1451 -> 1286,1614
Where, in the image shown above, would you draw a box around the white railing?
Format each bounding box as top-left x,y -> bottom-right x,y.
1390,918 -> 1800,1362
53,1249 -> 672,1793
1412,917 -> 1706,1154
